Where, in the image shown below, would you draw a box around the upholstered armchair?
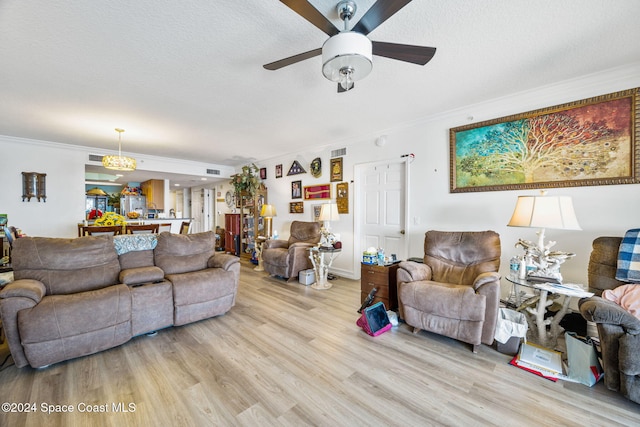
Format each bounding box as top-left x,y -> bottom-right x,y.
261,221 -> 321,282
397,230 -> 502,353
579,236 -> 640,404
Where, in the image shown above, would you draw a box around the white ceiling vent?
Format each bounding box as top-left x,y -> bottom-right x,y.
331,147 -> 346,158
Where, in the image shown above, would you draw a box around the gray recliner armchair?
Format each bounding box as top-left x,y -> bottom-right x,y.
397,230 -> 502,353
261,221 -> 320,282
579,236 -> 640,404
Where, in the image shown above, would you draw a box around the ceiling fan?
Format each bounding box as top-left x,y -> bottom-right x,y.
264,0 -> 436,92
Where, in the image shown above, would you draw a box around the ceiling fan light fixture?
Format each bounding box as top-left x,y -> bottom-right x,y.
102,128 -> 137,172
322,31 -> 372,84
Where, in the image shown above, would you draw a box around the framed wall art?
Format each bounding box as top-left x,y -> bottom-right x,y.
303,183 -> 331,200
275,164 -> 283,178
287,160 -> 306,176
449,88 -> 640,193
259,167 -> 267,180
289,202 -> 304,214
330,157 -> 343,182
312,204 -> 322,222
335,182 -> 349,214
291,180 -> 302,199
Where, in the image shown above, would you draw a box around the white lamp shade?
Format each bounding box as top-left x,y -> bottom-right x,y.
260,204 -> 277,218
322,32 -> 373,82
319,203 -> 340,222
508,195 -> 581,230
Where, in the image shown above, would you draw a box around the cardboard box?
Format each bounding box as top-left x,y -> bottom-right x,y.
299,269 -> 315,285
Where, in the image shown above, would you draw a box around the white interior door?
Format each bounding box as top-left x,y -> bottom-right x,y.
191,188 -> 203,233
354,159 -> 409,278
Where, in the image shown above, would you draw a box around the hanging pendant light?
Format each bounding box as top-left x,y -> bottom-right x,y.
102,128 -> 137,171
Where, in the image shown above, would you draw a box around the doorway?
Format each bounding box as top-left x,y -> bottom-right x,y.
353,158 -> 409,279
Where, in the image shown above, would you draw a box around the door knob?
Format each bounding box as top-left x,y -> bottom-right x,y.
400,229 -> 405,234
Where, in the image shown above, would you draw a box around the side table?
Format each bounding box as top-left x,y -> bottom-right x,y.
506,276 -> 589,348
361,263 -> 399,311
309,247 -> 341,290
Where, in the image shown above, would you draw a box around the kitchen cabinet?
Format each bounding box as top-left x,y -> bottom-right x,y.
141,179 -> 164,210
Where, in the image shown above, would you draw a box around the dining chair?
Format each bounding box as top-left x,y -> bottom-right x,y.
158,223 -> 172,233
180,221 -> 190,234
124,224 -> 159,234
81,225 -> 123,236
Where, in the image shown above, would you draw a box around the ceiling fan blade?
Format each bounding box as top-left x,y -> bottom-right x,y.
280,0 -> 340,36
263,48 -> 322,70
372,41 -> 436,65
351,0 -> 413,35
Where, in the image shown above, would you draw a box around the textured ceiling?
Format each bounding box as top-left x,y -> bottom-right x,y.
1,0 -> 639,175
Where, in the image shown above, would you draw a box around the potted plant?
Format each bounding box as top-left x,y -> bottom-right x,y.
230,163 -> 261,196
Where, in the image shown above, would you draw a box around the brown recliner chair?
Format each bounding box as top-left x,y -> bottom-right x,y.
397,230 -> 502,353
579,236 -> 640,404
261,221 -> 321,282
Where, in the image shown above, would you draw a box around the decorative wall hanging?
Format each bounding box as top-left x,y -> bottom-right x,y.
303,184 -> 331,200
22,172 -> 46,202
330,157 -> 343,182
275,164 -> 283,178
336,182 -> 349,214
287,160 -> 306,176
291,180 -> 302,199
450,88 -> 640,193
310,157 -> 322,178
260,168 -> 267,179
312,204 -> 322,222
289,202 -> 304,214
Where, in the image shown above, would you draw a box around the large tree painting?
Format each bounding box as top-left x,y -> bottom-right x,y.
450,88 -> 639,193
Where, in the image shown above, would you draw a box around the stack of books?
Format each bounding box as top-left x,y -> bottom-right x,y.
510,342 -> 563,381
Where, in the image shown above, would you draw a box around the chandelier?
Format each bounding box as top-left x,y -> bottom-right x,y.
102,128 -> 136,171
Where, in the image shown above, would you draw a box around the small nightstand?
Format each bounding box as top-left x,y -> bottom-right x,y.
360,263 -> 399,311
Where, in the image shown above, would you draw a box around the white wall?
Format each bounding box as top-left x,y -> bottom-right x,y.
0,137 -> 86,237
256,63 -> 640,287
0,136 -> 232,238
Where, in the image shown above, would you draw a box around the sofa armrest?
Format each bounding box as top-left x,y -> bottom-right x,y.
262,239 -> 289,250
0,279 -> 46,368
119,266 -> 165,285
397,261 -> 432,283
579,296 -> 640,334
0,279 -> 46,303
208,253 -> 240,270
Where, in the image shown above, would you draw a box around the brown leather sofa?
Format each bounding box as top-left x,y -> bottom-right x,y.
579,236 -> 640,404
0,231 -> 240,368
397,230 -> 502,353
261,221 -> 320,282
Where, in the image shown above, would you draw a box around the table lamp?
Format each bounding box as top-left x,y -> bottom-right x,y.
319,203 -> 339,247
508,190 -> 580,279
260,204 -> 277,239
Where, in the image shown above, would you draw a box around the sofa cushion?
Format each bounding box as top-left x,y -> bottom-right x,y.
12,236 -> 121,295
119,249 -> 155,270
154,231 -> 215,275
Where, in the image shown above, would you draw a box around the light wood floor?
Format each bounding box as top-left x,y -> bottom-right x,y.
1,260 -> 638,426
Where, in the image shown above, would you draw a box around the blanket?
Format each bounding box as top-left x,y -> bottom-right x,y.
616,228 -> 640,283
113,234 -> 158,255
